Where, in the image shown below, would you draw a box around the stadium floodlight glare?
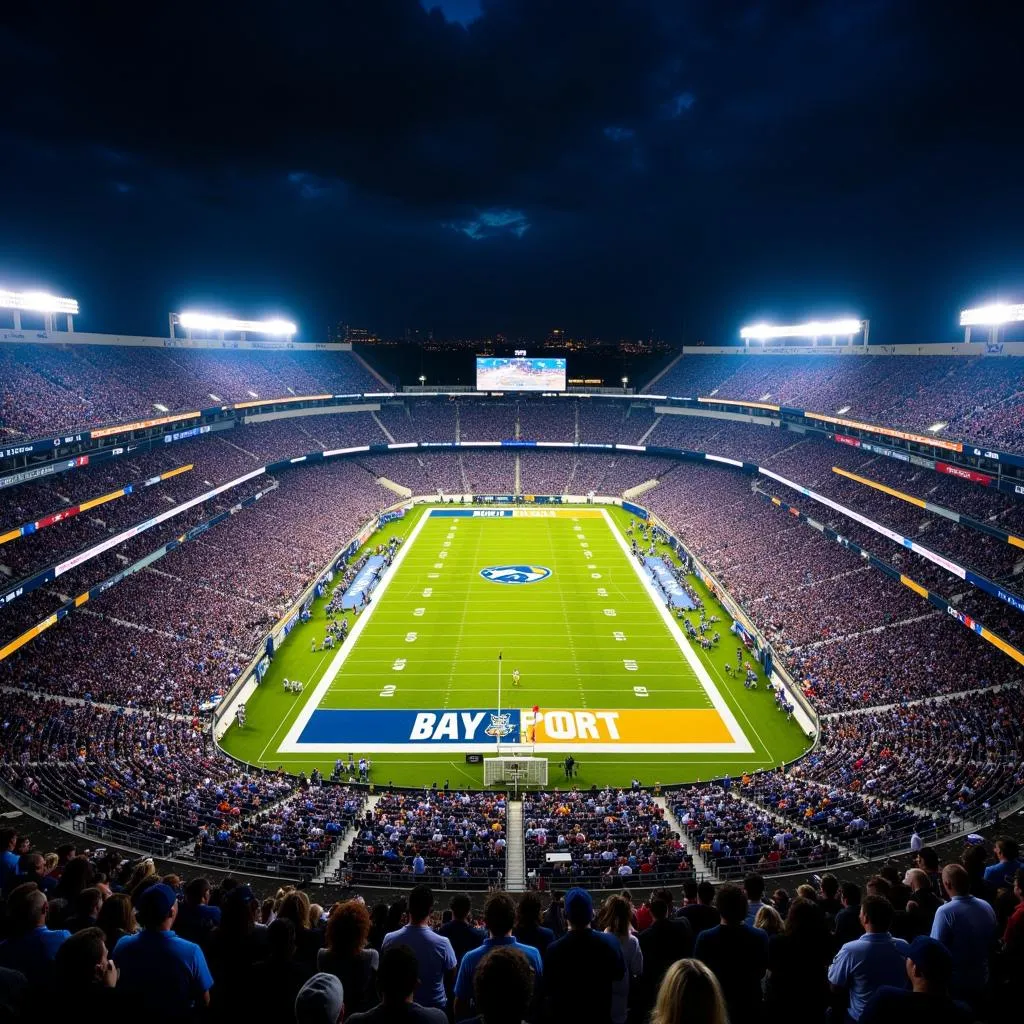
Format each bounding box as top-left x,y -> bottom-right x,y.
177,312 -> 297,336
740,318 -> 862,340
959,303 -> 1024,327
0,289 -> 80,314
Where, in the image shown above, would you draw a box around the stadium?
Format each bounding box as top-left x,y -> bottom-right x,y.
2,3 -> 1024,1017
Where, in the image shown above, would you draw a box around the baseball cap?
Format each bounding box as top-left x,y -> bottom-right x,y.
564,887 -> 594,925
906,936 -> 952,982
295,973 -> 344,1024
136,883 -> 177,921
225,883 -> 257,905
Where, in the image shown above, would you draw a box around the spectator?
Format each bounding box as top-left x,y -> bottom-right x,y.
859,936 -> 973,1024
112,882 -> 213,1020
819,875 -> 842,919
453,892 -> 542,1020
62,887 -> 103,935
174,878 -> 220,947
543,887 -> 625,1024
693,883 -> 769,1024
650,958 -> 728,1024
754,905 -> 784,936
245,917 -> 314,1022
277,889 -> 323,970
295,972 -> 345,1024
930,863 -> 997,1006
541,892 -> 564,937
438,894 -> 484,964
382,885 -> 456,1011
17,853 -> 56,897
984,838 -> 1022,891
902,869 -> 941,938
678,880 -> 719,937
915,848 -> 942,898
744,873 -> 769,925
471,946 -> 535,1024
766,897 -> 831,1024
51,925 -> 122,1020
96,893 -> 135,953
834,883 -> 865,946
512,892 -> 555,958
318,900 -> 380,1015
205,884 -> 268,1015
601,894 -> 643,1024
639,889 -> 693,1014
827,895 -> 910,1023
0,885 -> 71,986
347,944 -> 447,1024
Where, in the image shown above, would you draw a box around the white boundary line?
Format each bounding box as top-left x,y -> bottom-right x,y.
600,507 -> 753,754
280,506 -> 753,755
278,506 -> 434,751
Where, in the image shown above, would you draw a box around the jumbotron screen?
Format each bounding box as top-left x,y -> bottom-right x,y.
476,357 -> 566,391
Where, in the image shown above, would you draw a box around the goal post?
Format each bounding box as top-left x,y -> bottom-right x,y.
484,756 -> 548,788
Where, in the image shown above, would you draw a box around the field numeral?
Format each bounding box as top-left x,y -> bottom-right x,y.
422,588 -> 433,597
392,659 -> 406,671
433,563 -> 443,569
604,609 -> 617,617
624,659 -> 638,672
380,685 -> 397,697
583,550 -> 593,559
405,632 -> 418,643
613,631 -> 627,641
633,685 -> 649,698
591,573 -> 602,579
413,607 -> 425,617
596,588 -> 608,597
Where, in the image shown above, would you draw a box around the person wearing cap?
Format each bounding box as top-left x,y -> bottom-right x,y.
381,885 -> 457,1011
930,863 -> 996,1007
296,972 -> 345,1024
859,936 -> 973,1024
542,887 -> 625,1024
112,882 -> 213,1020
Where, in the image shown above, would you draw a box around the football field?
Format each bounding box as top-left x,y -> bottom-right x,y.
223,505 -> 812,788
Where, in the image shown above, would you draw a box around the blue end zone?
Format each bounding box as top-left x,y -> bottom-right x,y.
428,508 -> 514,518
298,708 -> 522,745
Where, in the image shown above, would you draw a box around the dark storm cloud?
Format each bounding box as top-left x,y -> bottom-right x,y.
2,1 -> 1024,339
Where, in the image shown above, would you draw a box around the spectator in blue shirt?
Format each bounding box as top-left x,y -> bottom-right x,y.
413,854 -> 426,876
828,894 -> 910,1022
982,837 -> 1022,891
0,829 -> 21,892
930,863 -> 997,1006
0,884 -> 71,987
694,882 -> 769,1024
381,885 -> 457,1010
113,882 -> 214,1021
453,892 -> 542,1019
174,877 -> 221,948
743,873 -> 769,926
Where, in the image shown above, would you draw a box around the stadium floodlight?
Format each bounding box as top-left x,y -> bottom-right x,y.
177,312 -> 297,336
740,318 -> 862,340
959,303 -> 1024,327
0,289 -> 79,314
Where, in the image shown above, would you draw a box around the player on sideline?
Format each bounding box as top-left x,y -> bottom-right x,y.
512,668 -> 521,687
528,705 -> 540,743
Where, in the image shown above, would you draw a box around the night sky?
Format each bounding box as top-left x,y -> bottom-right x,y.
2,1 -> 1023,343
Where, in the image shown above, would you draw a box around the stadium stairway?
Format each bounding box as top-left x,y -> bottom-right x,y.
505,798 -> 526,891
654,795 -> 711,879
320,791 -> 382,884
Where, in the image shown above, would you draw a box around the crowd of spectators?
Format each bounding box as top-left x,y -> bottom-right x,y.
343,790 -> 508,889
0,833 -> 1022,1024
522,789 -> 692,888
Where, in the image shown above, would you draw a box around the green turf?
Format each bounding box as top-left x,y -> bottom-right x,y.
221,505 -> 812,788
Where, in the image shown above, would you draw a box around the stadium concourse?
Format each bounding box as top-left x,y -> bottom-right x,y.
0,345 -> 1023,1017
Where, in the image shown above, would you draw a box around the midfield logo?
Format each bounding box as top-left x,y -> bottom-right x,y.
479,564 -> 552,585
